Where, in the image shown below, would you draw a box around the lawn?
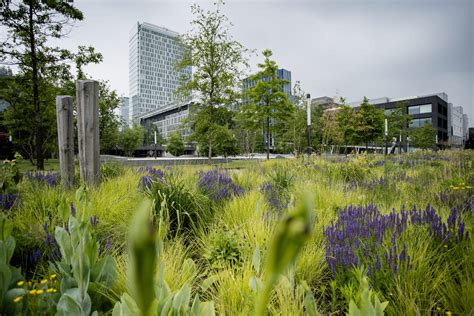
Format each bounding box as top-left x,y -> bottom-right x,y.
0,150 -> 473,315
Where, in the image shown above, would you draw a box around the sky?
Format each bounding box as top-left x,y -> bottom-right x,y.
51,0 -> 473,126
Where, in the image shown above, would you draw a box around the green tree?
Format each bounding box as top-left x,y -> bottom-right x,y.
1,0 -> 101,169
240,49 -> 295,159
409,123 -> 436,149
119,124 -> 144,157
321,109 -> 343,153
356,97 -> 384,150
166,132 -> 184,157
143,122 -> 164,146
98,81 -> 121,153
385,101 -> 412,141
176,0 -> 248,162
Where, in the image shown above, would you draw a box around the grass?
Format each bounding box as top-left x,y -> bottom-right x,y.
3,150 -> 473,315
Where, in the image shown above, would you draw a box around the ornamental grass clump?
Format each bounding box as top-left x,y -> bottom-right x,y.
138,167 -> 165,190
260,182 -> 289,212
323,204 -> 469,276
24,172 -> 59,187
197,169 -> 244,202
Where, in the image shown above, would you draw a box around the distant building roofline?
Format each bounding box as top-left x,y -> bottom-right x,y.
348,92 -> 448,107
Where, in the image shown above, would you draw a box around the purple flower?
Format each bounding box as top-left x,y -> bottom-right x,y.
0,193 -> 19,210
25,171 -> 59,187
90,214 -> 99,227
197,170 -> 244,201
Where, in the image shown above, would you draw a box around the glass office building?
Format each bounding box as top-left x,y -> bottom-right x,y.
129,22 -> 191,122
242,68 -> 292,98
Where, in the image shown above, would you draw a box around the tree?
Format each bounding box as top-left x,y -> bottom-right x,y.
321,109 -> 343,154
409,123 -> 436,149
385,101 -> 412,141
176,0 -> 248,162
119,124 -> 144,157
143,122 -> 164,146
240,49 -> 295,159
98,81 -> 121,153
336,105 -> 357,146
166,132 -> 184,157
1,0 -> 101,169
356,97 -> 384,150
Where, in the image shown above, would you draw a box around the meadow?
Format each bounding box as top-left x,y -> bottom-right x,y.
0,150 -> 473,315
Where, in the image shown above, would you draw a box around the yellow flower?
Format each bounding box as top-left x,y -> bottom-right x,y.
40,279 -> 48,284
46,288 -> 57,293
446,311 -> 452,316
17,281 -> 25,286
13,296 -> 23,303
50,274 -> 57,279
29,289 -> 37,295
36,289 -> 44,295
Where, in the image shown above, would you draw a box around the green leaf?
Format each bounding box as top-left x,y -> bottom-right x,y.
252,246 -> 261,275
55,227 -> 72,265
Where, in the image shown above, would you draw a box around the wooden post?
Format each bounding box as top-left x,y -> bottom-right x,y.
76,80 -> 100,186
56,96 -> 74,188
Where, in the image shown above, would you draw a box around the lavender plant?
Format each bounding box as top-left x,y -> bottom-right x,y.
24,171 -> 59,187
197,170 -> 244,201
323,204 -> 469,278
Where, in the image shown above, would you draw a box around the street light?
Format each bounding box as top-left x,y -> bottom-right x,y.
306,93 -> 311,157
384,119 -> 388,155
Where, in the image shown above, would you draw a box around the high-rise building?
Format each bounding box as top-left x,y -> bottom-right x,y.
119,97 -> 130,127
463,113 -> 469,143
129,22 -> 191,123
242,68 -> 292,98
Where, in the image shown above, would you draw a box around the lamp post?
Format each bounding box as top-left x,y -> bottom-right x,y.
306,93 -> 311,158
384,119 -> 388,155
154,130 -> 157,159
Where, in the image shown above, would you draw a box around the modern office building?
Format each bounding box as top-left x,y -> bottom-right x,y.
119,97 -> 130,127
138,101 -> 192,140
349,92 -> 449,144
129,22 -> 191,123
447,104 -> 464,147
242,68 -> 292,98
463,114 -> 469,143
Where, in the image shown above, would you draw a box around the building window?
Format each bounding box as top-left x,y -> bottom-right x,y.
410,117 -> 432,128
408,104 -> 432,115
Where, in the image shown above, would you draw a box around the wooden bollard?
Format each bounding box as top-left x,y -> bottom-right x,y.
76,80 -> 100,186
56,96 -> 74,188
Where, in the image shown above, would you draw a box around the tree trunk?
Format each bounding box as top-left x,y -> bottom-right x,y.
266,116 -> 270,160
28,3 -> 44,170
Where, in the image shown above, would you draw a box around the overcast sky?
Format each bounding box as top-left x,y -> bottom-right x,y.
55,0 -> 473,126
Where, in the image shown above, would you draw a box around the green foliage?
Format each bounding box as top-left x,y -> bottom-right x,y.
356,97 -> 385,146
0,153 -> 22,193
112,200 -> 215,316
239,49 -> 295,159
336,105 -> 359,146
146,176 -> 211,238
166,132 -> 185,157
384,102 -> 412,140
98,81 -> 121,153
119,124 -> 145,156
347,269 -> 388,316
256,193 -> 313,316
202,229 -> 245,270
177,1 -> 248,160
0,0 -> 102,169
52,187 -> 117,315
100,162 -> 126,182
409,123 -> 436,149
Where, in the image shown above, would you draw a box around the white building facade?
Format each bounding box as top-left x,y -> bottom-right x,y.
129,22 -> 191,123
